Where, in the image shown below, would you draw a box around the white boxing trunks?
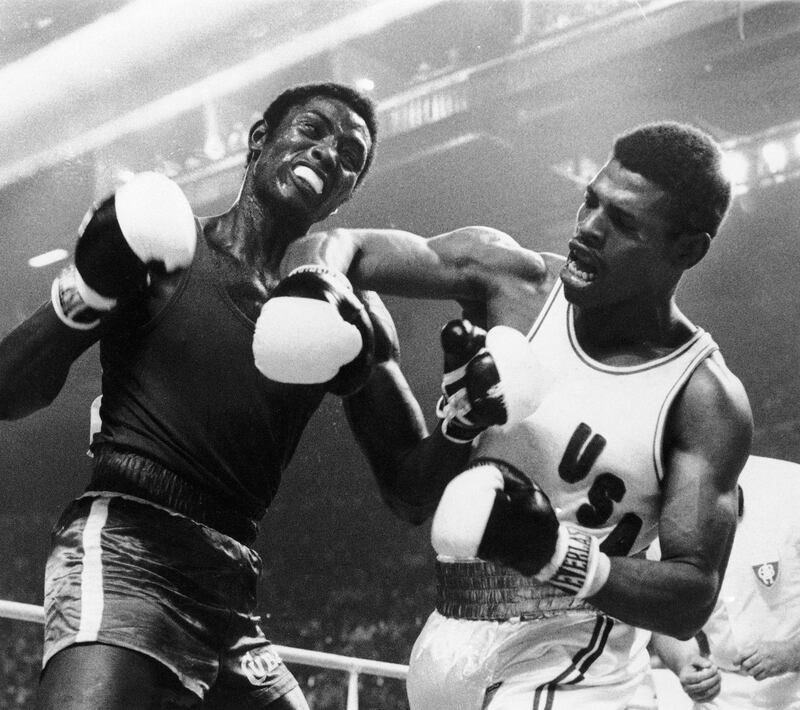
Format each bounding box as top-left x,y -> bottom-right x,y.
406,560 -> 650,710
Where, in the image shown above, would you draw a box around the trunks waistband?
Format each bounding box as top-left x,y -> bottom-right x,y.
435,559 -> 594,620
87,446 -> 259,547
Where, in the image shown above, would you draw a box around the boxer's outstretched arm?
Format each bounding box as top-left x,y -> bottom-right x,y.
589,353 -> 753,639
342,292 -> 470,524
282,226 -> 548,302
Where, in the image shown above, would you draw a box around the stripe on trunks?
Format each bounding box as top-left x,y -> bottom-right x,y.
75,497 -> 110,642
531,615 -> 614,710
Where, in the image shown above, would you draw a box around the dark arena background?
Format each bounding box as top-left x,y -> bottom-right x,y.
2,2 -> 800,708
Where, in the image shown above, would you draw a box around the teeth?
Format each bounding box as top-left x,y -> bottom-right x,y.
567,256 -> 596,282
293,166 -> 323,195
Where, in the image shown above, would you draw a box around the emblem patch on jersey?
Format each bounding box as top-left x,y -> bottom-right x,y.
752,561 -> 779,587
241,647 -> 282,686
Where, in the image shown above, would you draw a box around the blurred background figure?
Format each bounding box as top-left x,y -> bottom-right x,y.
649,456 -> 800,710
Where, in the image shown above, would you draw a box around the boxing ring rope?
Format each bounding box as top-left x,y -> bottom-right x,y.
0,599 -> 408,710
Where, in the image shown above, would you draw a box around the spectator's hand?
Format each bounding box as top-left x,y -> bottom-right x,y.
678,655 -> 721,702
736,640 -> 797,680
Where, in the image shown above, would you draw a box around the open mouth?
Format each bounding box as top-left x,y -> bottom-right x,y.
292,165 -> 324,195
566,246 -> 598,283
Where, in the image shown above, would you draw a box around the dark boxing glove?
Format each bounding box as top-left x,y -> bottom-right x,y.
52,172 -> 196,329
436,319 -> 543,443
436,319 -> 487,442
252,265 -> 375,396
431,458 -> 611,598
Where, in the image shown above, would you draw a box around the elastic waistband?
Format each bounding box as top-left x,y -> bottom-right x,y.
87,447 -> 259,546
435,559 -> 594,620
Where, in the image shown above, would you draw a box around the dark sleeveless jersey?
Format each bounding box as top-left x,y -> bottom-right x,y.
91,223 -> 326,520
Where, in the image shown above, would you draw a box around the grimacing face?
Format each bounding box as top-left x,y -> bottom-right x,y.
250,95 -> 372,226
561,158 -> 684,311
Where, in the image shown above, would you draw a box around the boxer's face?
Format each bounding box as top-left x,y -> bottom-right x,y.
561,158 -> 684,310
251,96 -> 371,228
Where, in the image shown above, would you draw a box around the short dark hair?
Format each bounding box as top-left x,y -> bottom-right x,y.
612,121 -> 732,238
247,82 -> 378,187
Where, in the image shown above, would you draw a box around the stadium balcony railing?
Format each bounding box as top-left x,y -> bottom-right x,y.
0,599 -> 409,710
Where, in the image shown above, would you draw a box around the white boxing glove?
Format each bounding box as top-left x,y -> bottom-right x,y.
52,171 -> 196,329
111,171 -> 196,272
432,458 -> 610,598
253,265 -> 375,395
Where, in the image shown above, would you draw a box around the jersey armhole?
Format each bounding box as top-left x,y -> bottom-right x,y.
652,335 -> 720,483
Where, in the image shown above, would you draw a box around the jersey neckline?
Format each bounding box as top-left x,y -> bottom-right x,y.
565,300 -> 705,375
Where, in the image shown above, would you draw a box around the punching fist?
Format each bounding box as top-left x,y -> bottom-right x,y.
436,319 -> 542,443
52,172 -> 196,329
436,319 -> 486,442
253,265 -> 375,396
431,458 -> 610,598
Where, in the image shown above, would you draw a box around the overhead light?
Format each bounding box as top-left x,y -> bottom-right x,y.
720,118 -> 800,192
381,83 -> 469,137
355,77 -> 375,92
720,150 -> 749,186
761,141 -> 788,174
203,102 -> 226,161
551,155 -> 601,187
28,249 -> 69,268
114,168 -> 136,184
204,133 -> 226,161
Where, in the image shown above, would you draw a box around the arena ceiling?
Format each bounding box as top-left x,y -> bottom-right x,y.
1,1 -> 799,240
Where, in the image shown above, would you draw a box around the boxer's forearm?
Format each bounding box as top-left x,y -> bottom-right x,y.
283,227 -> 463,298
282,225 -> 545,303
344,359 -> 471,524
0,301 -> 99,419
590,557 -> 719,639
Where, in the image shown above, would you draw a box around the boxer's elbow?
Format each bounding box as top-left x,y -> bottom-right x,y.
383,493 -> 436,526
374,463 -> 440,526
663,575 -> 720,640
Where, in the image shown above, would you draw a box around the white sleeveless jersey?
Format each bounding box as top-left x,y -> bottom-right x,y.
476,280 -> 719,557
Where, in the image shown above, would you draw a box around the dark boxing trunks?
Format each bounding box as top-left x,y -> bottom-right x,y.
44,494 -> 297,703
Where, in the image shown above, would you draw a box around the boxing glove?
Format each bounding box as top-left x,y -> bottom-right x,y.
431,458 -> 610,598
252,265 -> 375,396
436,319 -> 487,442
436,319 -> 542,443
52,172 -> 196,330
